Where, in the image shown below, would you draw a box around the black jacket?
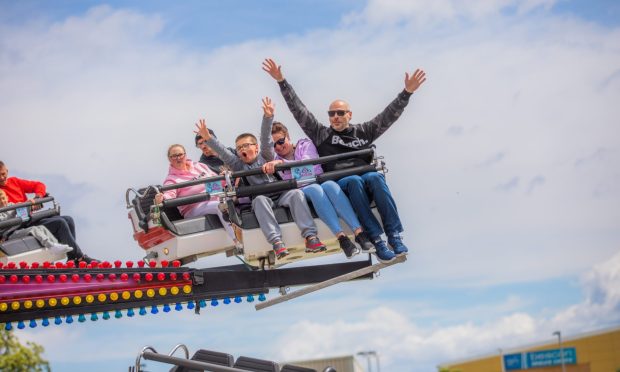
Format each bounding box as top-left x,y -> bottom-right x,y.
278,79 -> 413,171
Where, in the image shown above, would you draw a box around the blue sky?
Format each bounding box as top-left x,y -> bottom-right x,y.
1,0 -> 619,371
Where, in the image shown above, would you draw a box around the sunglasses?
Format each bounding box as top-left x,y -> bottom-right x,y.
273,138 -> 286,147
327,110 -> 349,117
169,153 -> 185,160
236,143 -> 257,152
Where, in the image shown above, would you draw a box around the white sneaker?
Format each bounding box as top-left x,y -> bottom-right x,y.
49,243 -> 73,254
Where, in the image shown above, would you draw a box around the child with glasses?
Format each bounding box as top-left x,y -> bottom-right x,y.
262,121 -> 375,259
194,97 -> 326,259
263,58 -> 426,263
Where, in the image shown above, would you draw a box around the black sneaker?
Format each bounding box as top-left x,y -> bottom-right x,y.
339,236 -> 360,259
355,231 -> 375,253
80,255 -> 98,264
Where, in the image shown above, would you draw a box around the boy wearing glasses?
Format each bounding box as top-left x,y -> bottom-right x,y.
262,58 -> 426,263
194,97 -> 326,259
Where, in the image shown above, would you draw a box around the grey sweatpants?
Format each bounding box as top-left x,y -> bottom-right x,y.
252,189 -> 317,245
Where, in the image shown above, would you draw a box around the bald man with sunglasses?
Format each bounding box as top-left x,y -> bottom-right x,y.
262,58 -> 426,263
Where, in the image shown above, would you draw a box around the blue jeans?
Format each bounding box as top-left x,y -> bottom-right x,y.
337,172 -> 403,240
302,181 -> 361,236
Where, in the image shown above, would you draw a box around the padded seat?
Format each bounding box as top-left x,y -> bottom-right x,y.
170,214 -> 224,236
281,364 -> 317,372
233,356 -> 279,371
169,349 -> 234,372
0,236 -> 43,256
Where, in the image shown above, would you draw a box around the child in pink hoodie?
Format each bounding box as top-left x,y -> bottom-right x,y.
154,144 -> 236,242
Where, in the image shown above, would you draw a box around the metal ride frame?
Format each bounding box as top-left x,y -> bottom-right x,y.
1,149 -> 406,329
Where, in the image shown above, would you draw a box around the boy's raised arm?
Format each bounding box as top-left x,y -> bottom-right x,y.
260,97 -> 275,162
194,119 -> 242,169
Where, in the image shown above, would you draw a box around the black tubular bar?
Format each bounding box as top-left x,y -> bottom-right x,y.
315,164 -> 378,183
0,196 -> 54,214
162,193 -> 212,209
140,351 -> 245,372
153,148 -> 375,193
159,176 -> 225,192
235,179 -> 298,198
0,217 -> 23,230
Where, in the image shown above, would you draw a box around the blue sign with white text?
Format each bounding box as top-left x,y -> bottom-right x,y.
527,348 -> 576,368
503,348 -> 576,370
504,353 -> 524,371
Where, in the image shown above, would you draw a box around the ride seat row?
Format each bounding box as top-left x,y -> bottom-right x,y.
169,348 -> 319,372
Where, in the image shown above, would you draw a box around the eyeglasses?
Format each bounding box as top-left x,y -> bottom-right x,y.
169,153 -> 186,160
327,110 -> 349,117
236,142 -> 257,152
273,138 -> 286,147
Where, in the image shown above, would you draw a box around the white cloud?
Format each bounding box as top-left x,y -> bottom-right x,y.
272,250 -> 620,371
1,2 -> 619,370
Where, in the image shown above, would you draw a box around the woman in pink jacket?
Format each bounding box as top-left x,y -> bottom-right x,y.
154,144 -> 235,242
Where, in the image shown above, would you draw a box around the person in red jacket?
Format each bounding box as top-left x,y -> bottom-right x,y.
0,161 -> 97,263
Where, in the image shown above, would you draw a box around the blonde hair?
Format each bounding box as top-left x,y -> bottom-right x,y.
167,144 -> 186,157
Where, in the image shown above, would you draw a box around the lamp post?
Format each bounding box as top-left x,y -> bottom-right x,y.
552,331 -> 567,372
357,351 -> 381,372
498,348 -> 506,372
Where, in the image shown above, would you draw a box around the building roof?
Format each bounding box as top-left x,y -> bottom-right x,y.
438,323 -> 620,368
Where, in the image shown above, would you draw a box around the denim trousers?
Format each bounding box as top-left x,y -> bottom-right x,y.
337,172 -> 403,240
302,181 -> 361,236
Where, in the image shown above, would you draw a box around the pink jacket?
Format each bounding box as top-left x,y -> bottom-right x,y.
162,159 -> 221,217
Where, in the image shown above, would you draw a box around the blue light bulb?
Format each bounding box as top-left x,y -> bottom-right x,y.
199,300 -> 207,308
90,313 -> 98,321
151,305 -> 159,314
246,294 -> 254,303
42,318 -> 50,327
187,301 -> 195,310
115,310 -> 123,319
163,304 -> 171,313
5,323 -> 12,331
258,293 -> 266,302
54,316 -> 62,325
66,315 -> 74,324
127,308 -> 135,317
29,319 -> 37,328
103,311 -> 110,320
175,303 -> 183,311
211,299 -> 219,307
234,296 -> 242,303
78,314 -> 86,323
223,297 -> 231,305
139,307 -> 147,316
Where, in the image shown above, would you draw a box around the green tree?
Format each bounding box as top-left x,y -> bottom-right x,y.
0,329 -> 50,372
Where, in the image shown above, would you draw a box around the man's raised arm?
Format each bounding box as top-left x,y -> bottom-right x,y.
262,58 -> 324,144
361,67 -> 427,142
